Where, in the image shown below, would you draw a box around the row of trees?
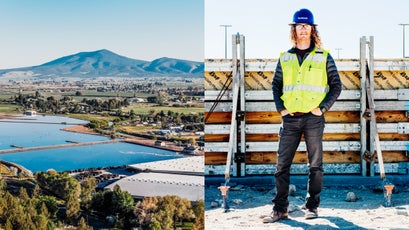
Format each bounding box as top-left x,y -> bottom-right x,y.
0,170 -> 204,229
9,92 -> 130,114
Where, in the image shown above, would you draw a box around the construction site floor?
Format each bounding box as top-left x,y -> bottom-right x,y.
205,175 -> 409,229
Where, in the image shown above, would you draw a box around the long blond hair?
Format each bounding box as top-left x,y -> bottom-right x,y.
290,25 -> 322,49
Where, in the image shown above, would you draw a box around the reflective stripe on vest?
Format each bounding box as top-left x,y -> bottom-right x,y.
280,48 -> 328,113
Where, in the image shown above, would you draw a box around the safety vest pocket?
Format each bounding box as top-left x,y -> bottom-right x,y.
303,68 -> 324,86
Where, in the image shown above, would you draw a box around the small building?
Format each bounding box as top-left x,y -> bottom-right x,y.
24,110 -> 37,116
154,141 -> 166,147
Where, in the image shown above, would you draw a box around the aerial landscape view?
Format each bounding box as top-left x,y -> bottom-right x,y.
0,0 -> 204,229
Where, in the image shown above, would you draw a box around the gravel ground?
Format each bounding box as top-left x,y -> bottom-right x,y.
205,176 -> 409,230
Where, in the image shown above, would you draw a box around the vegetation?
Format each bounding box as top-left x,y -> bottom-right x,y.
0,78 -> 205,228
0,83 -> 204,145
134,196 -> 204,230
0,104 -> 20,114
0,171 -> 204,229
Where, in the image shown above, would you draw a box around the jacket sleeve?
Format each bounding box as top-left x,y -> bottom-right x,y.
319,53 -> 342,113
272,59 -> 286,113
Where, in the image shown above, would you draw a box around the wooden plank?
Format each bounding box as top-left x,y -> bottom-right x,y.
205,89 -> 406,101
205,101 -> 409,112
205,151 -> 360,165
205,163 -> 362,175
204,110 -> 408,125
375,111 -> 409,123
373,151 -> 409,163
205,59 -> 409,72
205,71 -> 409,91
205,151 -> 408,165
377,133 -> 409,141
246,151 -> 361,164
206,141 -> 407,152
377,141 -> 409,151
205,123 -> 408,135
398,89 -> 409,100
206,123 -> 361,134
205,141 -> 362,152
204,133 -> 361,142
378,122 -> 409,134
245,112 -> 282,124
204,111 -> 362,124
374,71 -> 409,89
204,112 -> 233,124
205,101 -> 354,112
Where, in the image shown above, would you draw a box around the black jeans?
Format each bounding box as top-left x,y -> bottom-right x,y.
272,113 -> 325,213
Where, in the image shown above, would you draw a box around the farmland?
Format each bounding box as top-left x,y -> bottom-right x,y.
0,76 -> 205,145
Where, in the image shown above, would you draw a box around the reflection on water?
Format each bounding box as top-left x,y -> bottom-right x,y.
0,115 -> 181,172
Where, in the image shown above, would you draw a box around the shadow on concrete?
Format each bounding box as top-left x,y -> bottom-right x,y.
275,214 -> 367,230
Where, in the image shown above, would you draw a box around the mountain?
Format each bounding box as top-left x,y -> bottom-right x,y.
0,49 -> 204,79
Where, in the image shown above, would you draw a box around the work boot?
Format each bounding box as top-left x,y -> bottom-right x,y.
262,211 -> 288,223
304,209 -> 318,219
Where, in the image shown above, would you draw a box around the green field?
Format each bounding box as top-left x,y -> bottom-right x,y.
0,104 -> 21,114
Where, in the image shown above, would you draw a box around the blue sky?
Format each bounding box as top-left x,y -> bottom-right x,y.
205,0 -> 409,60
0,0 -> 204,69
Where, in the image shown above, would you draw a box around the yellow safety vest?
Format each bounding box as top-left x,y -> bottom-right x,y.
280,48 -> 329,113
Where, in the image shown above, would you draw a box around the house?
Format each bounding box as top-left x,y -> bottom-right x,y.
24,110 -> 37,116
154,141 -> 166,147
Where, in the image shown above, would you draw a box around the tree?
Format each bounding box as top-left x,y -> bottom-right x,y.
35,91 -> 41,99
0,175 -> 6,194
38,202 -> 50,218
80,177 -> 97,209
66,193 -> 80,224
90,191 -> 105,213
149,220 -> 161,230
77,217 -> 92,230
129,109 -> 136,120
112,185 -> 134,215
18,187 -> 30,202
134,196 -> 159,228
37,196 -> 58,220
32,184 -> 41,198
32,214 -> 49,230
192,200 -> 205,230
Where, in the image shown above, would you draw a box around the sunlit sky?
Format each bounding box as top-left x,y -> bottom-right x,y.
2,1 -> 408,69
0,0 -> 204,69
205,0 -> 409,60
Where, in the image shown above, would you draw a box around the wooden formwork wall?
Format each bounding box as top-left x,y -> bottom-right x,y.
204,58 -> 409,176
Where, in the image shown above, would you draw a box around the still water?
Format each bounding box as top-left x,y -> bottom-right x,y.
0,115 -> 181,172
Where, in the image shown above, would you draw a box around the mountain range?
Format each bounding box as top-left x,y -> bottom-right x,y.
0,49 -> 204,79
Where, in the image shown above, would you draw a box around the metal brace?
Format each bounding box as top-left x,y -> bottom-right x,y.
234,146 -> 245,163
363,108 -> 372,121
363,150 -> 375,162
236,111 -> 246,121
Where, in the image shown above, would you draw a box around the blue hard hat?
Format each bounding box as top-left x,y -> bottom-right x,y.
290,8 -> 316,25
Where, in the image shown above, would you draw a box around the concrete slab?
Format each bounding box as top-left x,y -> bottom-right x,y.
129,155 -> 204,175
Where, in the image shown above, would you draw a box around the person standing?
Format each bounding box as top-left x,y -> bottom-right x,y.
263,8 -> 342,223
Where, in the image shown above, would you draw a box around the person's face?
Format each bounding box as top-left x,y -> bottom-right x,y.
295,23 -> 312,40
